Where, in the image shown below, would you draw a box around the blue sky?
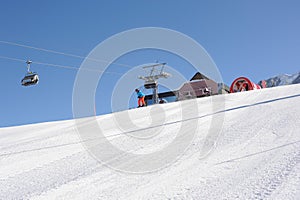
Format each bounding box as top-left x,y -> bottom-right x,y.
1,0 -> 300,127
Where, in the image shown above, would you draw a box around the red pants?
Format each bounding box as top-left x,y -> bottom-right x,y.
138,97 -> 145,106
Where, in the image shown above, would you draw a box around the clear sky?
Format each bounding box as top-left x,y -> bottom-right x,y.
1,0 -> 300,127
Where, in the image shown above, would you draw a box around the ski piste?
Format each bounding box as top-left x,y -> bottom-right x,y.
1,84 -> 299,199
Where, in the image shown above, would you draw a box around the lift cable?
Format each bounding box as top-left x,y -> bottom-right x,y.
0,55 -> 124,75
0,40 -> 132,68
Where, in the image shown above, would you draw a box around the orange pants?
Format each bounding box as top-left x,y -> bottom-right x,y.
138,96 -> 145,106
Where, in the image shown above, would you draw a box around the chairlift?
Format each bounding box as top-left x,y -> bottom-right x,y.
21,60 -> 39,86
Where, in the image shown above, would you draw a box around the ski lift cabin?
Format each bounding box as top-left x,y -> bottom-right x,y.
21,60 -> 39,86
21,72 -> 39,86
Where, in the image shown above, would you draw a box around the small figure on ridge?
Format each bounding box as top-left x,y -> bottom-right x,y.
135,89 -> 146,107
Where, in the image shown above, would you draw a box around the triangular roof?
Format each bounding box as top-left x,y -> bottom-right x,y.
190,72 -> 210,81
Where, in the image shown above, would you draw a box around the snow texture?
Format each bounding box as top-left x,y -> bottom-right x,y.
0,84 -> 300,199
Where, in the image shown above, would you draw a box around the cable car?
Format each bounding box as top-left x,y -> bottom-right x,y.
21,60 -> 39,86
21,72 -> 39,86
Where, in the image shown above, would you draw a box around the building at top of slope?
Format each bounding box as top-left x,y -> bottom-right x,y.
145,72 -> 230,105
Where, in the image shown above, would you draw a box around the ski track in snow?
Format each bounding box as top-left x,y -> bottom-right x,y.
0,84 -> 300,199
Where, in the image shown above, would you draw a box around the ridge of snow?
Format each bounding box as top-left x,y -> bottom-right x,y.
0,84 -> 300,199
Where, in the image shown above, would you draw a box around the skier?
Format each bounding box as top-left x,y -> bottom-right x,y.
159,98 -> 167,104
135,89 -> 146,107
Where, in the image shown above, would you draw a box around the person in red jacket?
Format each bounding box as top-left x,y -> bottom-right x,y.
135,89 -> 146,107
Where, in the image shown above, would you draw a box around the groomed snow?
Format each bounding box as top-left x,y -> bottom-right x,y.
0,84 -> 300,199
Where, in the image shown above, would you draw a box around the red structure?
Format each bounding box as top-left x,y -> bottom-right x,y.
260,80 -> 267,88
230,77 -> 261,93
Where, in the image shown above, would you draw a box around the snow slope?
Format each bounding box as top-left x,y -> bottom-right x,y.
0,84 -> 300,199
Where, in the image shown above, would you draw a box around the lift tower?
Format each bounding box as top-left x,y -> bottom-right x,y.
138,63 -> 171,104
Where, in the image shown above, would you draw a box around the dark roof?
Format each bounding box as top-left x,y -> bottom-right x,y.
190,72 -> 210,81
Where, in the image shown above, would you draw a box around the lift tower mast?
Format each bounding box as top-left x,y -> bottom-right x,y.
138,63 -> 171,104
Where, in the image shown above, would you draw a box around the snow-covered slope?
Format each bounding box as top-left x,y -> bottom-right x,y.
1,84 -> 300,199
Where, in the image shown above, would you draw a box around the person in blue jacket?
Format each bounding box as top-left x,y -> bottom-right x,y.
135,89 -> 146,107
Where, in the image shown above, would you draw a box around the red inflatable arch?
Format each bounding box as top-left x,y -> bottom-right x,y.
230,77 -> 261,93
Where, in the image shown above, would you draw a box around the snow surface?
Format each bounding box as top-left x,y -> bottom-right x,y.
1,84 -> 300,199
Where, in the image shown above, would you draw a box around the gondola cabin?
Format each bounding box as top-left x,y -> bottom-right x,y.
21,72 -> 39,86
21,60 -> 39,86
